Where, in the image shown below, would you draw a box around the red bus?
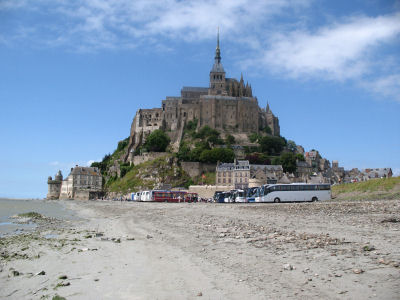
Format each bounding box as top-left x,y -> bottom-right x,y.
152,191 -> 198,203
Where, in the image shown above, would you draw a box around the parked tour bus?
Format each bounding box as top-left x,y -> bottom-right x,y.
246,187 -> 259,203
232,189 -> 247,202
131,192 -> 141,201
140,191 -> 151,202
255,183 -> 331,203
223,191 -> 233,203
215,192 -> 226,203
150,190 -> 199,203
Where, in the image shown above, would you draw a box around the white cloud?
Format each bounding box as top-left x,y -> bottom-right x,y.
257,14 -> 400,81
362,74 -> 400,102
86,159 -> 100,167
2,1 -> 400,101
0,0 -> 312,50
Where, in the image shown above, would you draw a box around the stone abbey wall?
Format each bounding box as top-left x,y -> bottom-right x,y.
125,37 -> 280,162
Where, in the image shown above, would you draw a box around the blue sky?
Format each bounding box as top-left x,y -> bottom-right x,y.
0,0 -> 399,198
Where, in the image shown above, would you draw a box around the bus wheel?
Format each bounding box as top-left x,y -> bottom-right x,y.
312,197 -> 318,202
274,198 -> 280,203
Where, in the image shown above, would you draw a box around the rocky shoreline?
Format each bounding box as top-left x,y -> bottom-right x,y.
1,199 -> 399,299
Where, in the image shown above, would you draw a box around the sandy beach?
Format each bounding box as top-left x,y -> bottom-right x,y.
1,199 -> 399,299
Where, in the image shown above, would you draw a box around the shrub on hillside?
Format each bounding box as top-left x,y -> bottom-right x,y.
143,129 -> 171,152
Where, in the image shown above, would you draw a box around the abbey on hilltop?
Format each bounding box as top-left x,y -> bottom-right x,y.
125,32 -> 279,161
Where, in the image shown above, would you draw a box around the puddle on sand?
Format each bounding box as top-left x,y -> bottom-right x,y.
44,234 -> 58,239
0,222 -> 13,226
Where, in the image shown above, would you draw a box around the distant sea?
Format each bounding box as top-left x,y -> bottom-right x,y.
0,198 -> 78,236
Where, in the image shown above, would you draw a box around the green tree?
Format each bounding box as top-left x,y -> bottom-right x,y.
91,153 -> 111,174
185,119 -> 198,131
280,152 -> 297,173
200,148 -> 235,163
225,134 -> 236,145
177,143 -> 191,161
143,130 -> 171,152
296,153 -> 305,161
248,133 -> 260,143
263,126 -> 272,134
195,126 -> 220,139
271,157 -> 281,165
259,136 -> 286,155
117,137 -> 129,152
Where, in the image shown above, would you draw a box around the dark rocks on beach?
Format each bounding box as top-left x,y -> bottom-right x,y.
146,235 -> 153,239
12,270 -> 20,276
381,217 -> 400,223
362,245 -> 376,252
37,270 -> 46,275
283,264 -> 294,271
58,275 -> 68,280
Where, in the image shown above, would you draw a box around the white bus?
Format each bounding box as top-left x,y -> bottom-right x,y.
140,191 -> 151,202
232,189 -> 247,203
255,183 -> 331,203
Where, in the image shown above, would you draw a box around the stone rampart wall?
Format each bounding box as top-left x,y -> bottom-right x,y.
133,152 -> 168,166
181,162 -> 216,178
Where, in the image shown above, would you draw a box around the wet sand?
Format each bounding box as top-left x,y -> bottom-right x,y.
1,199 -> 399,299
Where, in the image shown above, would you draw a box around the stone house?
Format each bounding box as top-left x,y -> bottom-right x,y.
47,166 -> 102,200
362,168 -> 393,179
216,160 -> 250,189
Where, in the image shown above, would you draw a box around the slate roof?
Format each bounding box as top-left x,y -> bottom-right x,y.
181,86 -> 209,92
250,164 -> 283,171
70,166 -> 101,176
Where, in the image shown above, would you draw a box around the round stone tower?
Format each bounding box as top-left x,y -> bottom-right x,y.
47,170 -> 63,199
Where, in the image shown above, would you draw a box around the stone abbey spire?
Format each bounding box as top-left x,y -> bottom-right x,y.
209,28 -> 226,95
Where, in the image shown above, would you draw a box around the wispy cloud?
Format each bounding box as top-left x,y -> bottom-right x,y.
0,0 -> 312,50
1,1 -> 400,101
362,74 -> 400,102
254,14 -> 400,81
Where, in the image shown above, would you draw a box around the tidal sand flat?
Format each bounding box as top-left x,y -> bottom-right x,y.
0,199 -> 78,237
1,199 -> 399,299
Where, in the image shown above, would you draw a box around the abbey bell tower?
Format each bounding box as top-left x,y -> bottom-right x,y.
209,29 -> 227,95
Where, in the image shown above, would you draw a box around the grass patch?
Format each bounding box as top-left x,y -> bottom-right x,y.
332,177 -> 400,200
52,295 -> 66,300
17,212 -> 43,219
107,154 -> 192,193
332,177 -> 400,195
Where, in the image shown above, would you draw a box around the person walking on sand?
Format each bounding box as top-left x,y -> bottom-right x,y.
178,195 -> 182,203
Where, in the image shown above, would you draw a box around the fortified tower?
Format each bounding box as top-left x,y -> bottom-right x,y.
47,170 -> 63,199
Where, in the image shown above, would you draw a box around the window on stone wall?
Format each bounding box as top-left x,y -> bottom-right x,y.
223,179 -> 226,183
228,178 -> 231,183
